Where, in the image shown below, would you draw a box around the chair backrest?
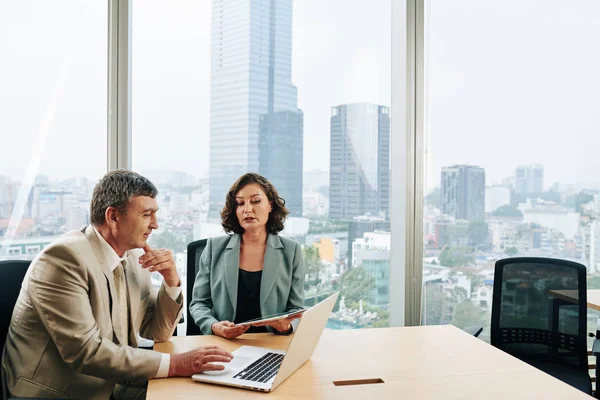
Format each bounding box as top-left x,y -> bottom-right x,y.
186,239 -> 207,336
490,257 -> 587,369
0,260 -> 31,351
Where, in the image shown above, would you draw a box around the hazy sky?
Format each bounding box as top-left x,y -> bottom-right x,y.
1,0 -> 599,191
425,0 -> 600,190
130,0 -> 391,179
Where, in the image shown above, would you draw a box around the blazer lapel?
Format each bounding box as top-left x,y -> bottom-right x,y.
260,234 -> 283,306
84,226 -> 124,344
224,234 -> 241,317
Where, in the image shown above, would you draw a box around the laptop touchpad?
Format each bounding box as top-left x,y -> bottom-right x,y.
202,356 -> 253,375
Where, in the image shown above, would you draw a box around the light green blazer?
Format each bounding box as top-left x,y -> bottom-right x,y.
189,233 -> 305,335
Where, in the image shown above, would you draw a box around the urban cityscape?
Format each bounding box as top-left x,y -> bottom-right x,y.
5,157 -> 600,337
2,0 -> 600,339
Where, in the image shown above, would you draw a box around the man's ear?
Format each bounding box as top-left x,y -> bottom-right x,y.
105,206 -> 119,228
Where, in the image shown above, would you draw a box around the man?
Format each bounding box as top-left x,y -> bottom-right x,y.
1,170 -> 232,400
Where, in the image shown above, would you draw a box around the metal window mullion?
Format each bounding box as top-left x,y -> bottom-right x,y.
393,0 -> 425,327
107,0 -> 132,171
411,0 -> 425,327
389,0 -> 409,327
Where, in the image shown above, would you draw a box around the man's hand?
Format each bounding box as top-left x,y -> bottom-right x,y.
211,321 -> 250,339
251,315 -> 300,333
168,346 -> 233,377
140,245 -> 180,287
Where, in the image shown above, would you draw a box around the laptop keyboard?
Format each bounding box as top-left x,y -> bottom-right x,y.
232,352 -> 284,383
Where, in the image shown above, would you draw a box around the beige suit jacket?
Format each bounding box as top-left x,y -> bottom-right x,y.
1,226 -> 182,400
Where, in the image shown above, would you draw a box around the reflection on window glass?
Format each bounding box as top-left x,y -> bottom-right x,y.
0,1 -> 108,261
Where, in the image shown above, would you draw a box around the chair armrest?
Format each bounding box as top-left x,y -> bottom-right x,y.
592,338 -> 600,356
464,326 -> 483,337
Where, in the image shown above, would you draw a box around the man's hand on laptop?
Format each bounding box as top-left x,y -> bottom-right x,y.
168,346 -> 233,376
212,320 -> 250,339
252,315 -> 300,333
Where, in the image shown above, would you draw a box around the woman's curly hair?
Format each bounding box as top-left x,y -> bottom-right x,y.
221,173 -> 289,235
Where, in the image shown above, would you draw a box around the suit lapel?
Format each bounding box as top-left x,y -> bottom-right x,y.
84,226 -> 124,344
260,234 -> 283,306
224,234 -> 241,317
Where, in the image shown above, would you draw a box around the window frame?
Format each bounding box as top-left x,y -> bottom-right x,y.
108,0 -> 423,327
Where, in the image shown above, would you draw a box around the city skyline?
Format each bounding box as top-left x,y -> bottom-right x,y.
4,0 -> 600,336
1,0 -> 391,183
4,1 -> 600,189
2,160 -> 600,198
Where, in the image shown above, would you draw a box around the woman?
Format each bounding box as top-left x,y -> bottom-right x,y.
189,173 -> 305,338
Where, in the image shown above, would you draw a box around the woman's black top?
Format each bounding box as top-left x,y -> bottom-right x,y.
234,269 -> 267,333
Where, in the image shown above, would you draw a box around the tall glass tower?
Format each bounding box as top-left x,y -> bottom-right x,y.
329,103 -> 390,220
209,0 -> 303,217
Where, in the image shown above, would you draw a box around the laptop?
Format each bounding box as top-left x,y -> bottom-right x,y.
192,292 -> 339,392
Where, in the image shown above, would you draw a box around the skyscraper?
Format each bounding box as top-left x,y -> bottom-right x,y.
441,165 -> 485,221
209,0 -> 303,217
329,103 -> 390,220
515,164 -> 544,194
259,111 -> 303,216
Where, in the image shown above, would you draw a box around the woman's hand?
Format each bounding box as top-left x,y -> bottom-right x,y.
211,321 -> 249,339
251,315 -> 301,333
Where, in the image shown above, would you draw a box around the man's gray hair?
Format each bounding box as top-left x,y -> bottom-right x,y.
90,170 -> 158,226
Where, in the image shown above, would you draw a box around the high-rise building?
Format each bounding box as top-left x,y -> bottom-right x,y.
515,164 -> 544,194
441,165 -> 485,221
259,110 -> 303,216
209,0 -> 303,217
329,104 -> 390,220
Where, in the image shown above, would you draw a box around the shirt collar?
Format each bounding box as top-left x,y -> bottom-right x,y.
92,226 -> 127,272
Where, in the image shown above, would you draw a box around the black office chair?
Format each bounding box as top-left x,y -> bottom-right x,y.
490,257 -> 592,395
0,260 -> 31,357
0,260 -> 60,400
185,239 -> 208,336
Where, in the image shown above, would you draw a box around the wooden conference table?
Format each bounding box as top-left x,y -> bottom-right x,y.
549,289 -> 600,312
147,325 -> 592,399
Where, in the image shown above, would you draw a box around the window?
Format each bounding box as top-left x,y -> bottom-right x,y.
26,246 -> 40,255
132,0 -> 394,330
0,1 -> 108,261
422,0 -> 600,341
8,248 -> 22,257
